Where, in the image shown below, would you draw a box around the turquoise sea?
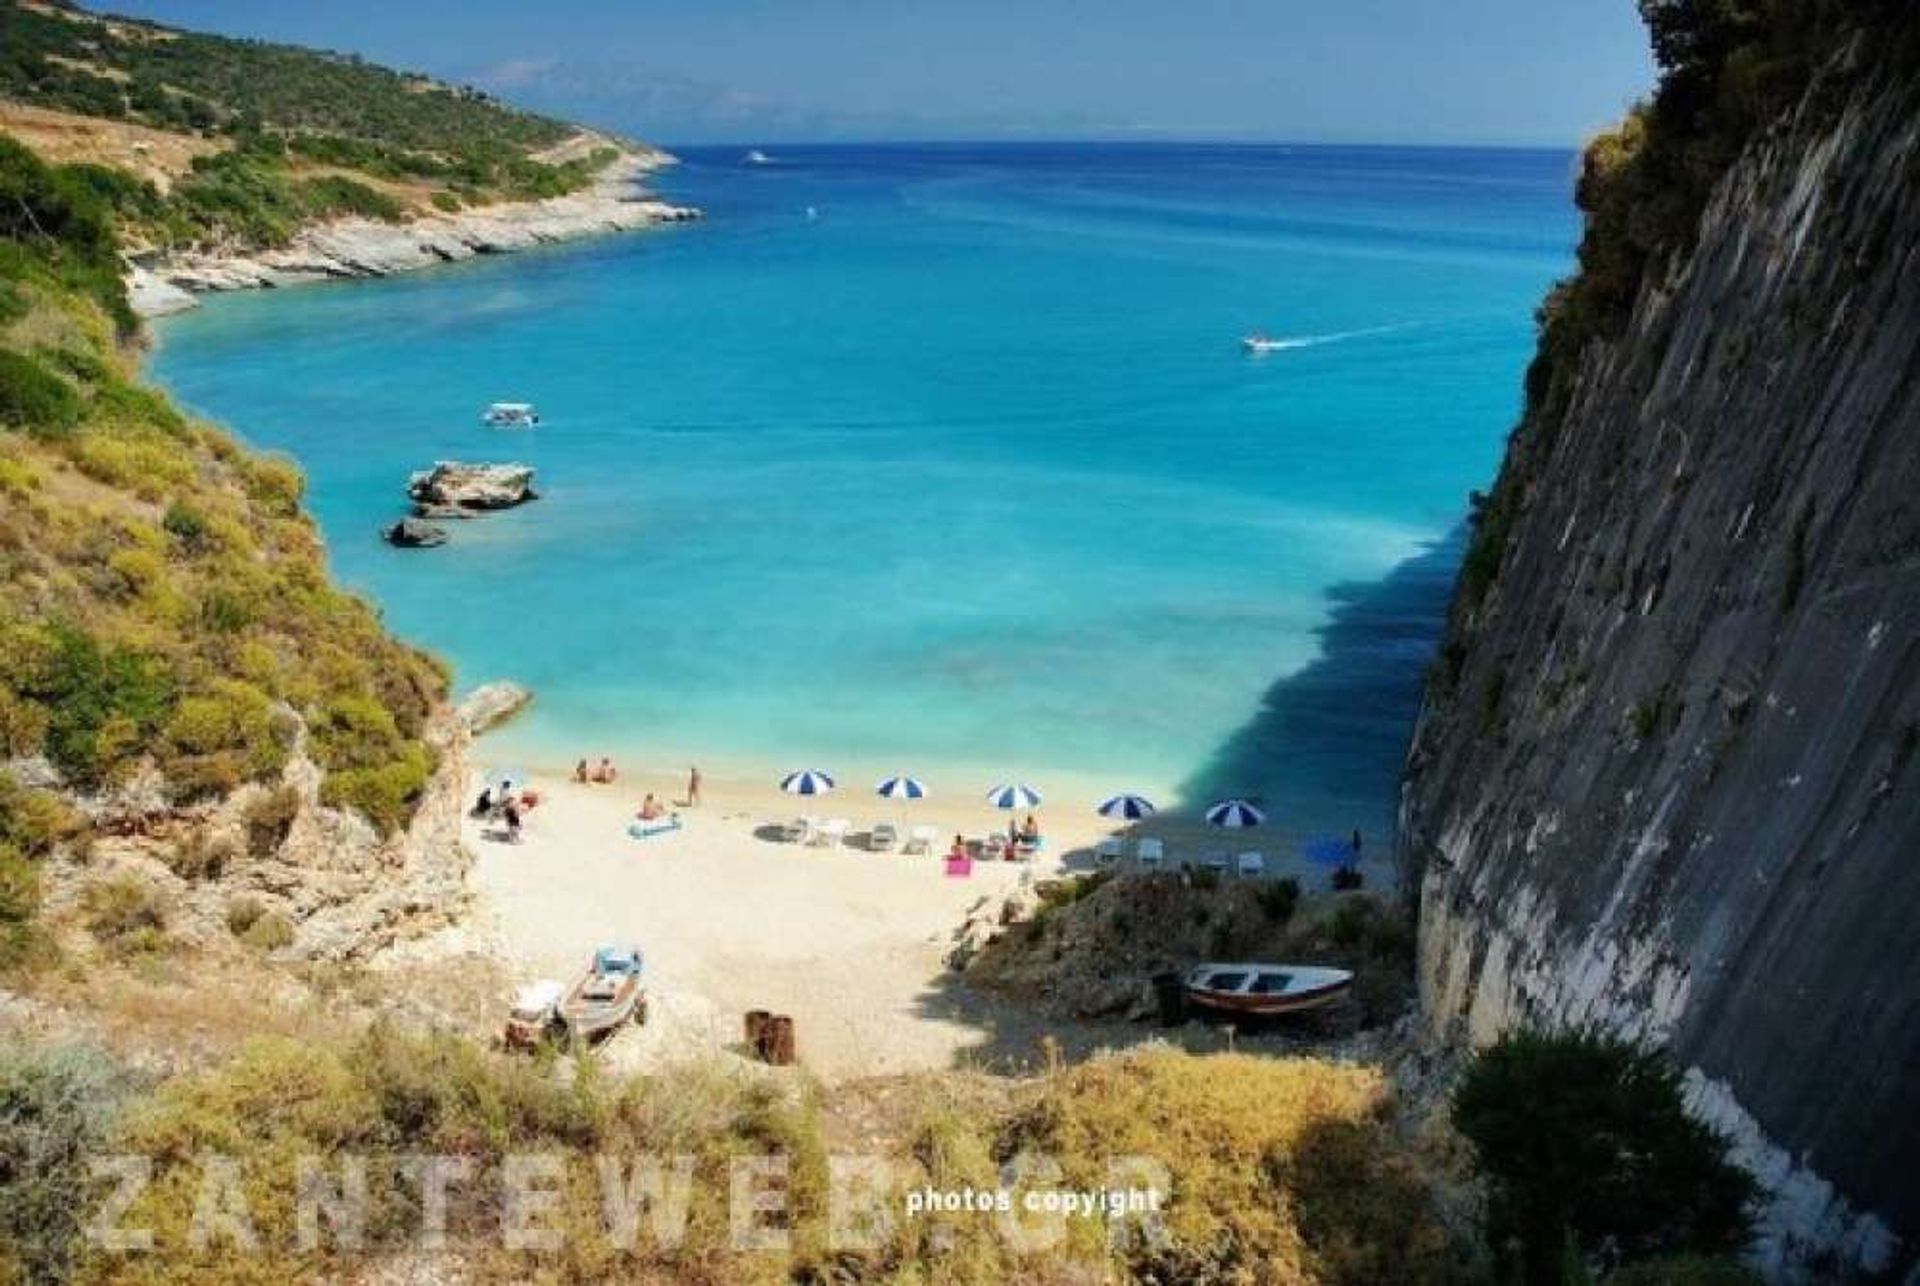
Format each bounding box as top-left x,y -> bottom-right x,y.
149,143 -> 1575,839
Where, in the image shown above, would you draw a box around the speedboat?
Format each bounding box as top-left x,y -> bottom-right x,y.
482,401 -> 539,427
1241,334 -> 1288,354
1183,962 -> 1352,1016
561,946 -> 648,1043
743,149 -> 772,165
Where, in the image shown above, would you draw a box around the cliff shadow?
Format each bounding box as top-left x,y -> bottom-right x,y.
1172,528 -> 1464,865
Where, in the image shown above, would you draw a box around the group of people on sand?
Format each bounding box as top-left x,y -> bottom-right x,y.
574,757 -> 618,784
946,813 -> 1042,863
470,779 -> 540,843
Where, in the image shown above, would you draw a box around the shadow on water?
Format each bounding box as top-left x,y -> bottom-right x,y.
909,530 -> 1467,1071
1173,527 -> 1466,842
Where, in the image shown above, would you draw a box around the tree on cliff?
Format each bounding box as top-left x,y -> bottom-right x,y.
1453,1028 -> 1756,1283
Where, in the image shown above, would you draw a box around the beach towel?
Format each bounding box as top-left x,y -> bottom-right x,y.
628,817 -> 683,841
944,857 -> 973,878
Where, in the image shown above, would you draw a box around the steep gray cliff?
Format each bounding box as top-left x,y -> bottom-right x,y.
1399,42 -> 1919,1281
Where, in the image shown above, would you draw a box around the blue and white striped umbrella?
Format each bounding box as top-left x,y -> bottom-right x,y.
1205,798 -> 1266,829
780,769 -> 836,796
876,775 -> 928,800
986,783 -> 1043,810
1097,793 -> 1156,821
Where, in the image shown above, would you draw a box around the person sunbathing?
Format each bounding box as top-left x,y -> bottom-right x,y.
592,757 -> 617,783
574,759 -> 590,783
1018,814 -> 1042,843
637,794 -> 666,821
948,834 -> 969,862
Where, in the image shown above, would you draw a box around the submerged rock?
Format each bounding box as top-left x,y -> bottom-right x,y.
406,462 -> 537,513
455,681 -> 533,735
382,517 -> 449,548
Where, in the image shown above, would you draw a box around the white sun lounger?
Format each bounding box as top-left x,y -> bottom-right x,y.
1136,837 -> 1165,869
869,822 -> 898,852
1204,851 -> 1231,876
1094,837 -> 1123,865
787,815 -> 819,844
905,824 -> 937,855
815,817 -> 850,848
1235,851 -> 1265,877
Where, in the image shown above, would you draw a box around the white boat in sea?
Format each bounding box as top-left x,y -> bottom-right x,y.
1241,334 -> 1288,354
743,149 -> 772,165
482,401 -> 539,427
1183,962 -> 1353,1016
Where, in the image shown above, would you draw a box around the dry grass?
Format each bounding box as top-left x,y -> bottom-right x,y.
0,102 -> 225,194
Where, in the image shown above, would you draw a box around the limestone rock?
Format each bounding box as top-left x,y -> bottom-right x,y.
455,682 -> 532,736
406,462 -> 536,513
383,517 -> 449,548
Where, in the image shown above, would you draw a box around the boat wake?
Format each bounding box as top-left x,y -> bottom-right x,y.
1247,320 -> 1418,353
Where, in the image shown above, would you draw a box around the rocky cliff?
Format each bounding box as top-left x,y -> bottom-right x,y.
1399,29 -> 1919,1283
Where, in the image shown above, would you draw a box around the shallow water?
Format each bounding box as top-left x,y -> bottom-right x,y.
149,142 -> 1575,836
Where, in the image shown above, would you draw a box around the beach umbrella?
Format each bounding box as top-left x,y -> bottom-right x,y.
1097,793 -> 1157,821
1205,798 -> 1266,829
780,769 -> 836,796
1305,836 -> 1353,866
876,775 -> 928,800
986,783 -> 1043,810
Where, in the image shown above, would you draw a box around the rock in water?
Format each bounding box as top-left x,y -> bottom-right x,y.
456,681 -> 533,735
383,518 -> 449,548
406,461 -> 537,513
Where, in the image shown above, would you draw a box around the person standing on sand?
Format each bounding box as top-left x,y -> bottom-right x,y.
574,759 -> 590,784
688,765 -> 702,807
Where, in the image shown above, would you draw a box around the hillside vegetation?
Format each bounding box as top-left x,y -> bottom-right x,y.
0,133 -> 447,966
0,0 -> 625,252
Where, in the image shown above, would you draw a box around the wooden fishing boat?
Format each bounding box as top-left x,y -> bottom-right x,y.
1183,962 -> 1352,1017
561,946 -> 648,1043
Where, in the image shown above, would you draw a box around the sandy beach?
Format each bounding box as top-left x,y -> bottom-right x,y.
459,760 -> 1398,1082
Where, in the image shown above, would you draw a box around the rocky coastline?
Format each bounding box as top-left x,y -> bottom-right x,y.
126,149 -> 701,318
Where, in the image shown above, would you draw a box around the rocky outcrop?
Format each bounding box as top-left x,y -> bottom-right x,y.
1398,49 -> 1920,1281
382,517 -> 448,548
454,681 -> 532,736
126,152 -> 701,316
406,462 -> 536,514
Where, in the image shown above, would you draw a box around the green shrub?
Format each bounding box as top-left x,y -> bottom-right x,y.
1453,1028 -> 1756,1282
0,1043 -> 136,1284
8,623 -> 177,790
159,679 -> 287,799
241,784 -> 301,858
0,350 -> 82,437
1257,876 -> 1301,923
320,741 -> 433,836
81,874 -> 170,957
240,909 -> 295,952
164,829 -> 236,881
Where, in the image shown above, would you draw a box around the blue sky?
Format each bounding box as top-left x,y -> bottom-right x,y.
103,1 -> 1655,147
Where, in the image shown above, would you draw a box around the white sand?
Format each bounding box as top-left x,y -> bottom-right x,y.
463,763 -> 1398,1081
463,767 -> 1109,1081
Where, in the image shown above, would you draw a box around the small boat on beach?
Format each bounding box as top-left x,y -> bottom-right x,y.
482,401 -> 539,427
1183,962 -> 1353,1017
561,946 -> 648,1043
503,978 -> 565,1050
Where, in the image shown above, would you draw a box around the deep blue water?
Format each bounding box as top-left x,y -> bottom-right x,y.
148,142 -> 1574,835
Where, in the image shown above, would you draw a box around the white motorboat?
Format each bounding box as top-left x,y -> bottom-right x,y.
482,401 -> 539,427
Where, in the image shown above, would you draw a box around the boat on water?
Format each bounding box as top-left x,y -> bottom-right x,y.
1183,962 -> 1353,1016
743,149 -> 772,165
482,401 -> 539,427
503,978 -> 565,1050
561,946 -> 648,1042
1241,334 -> 1288,354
